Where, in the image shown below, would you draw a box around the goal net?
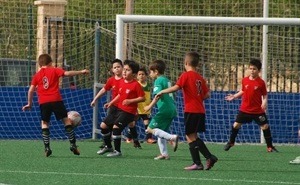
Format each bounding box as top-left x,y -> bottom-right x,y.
113,15 -> 300,144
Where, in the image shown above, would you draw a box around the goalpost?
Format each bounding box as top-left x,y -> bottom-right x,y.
113,15 -> 300,144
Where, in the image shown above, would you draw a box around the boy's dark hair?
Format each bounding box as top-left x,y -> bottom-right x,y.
111,58 -> 123,67
124,59 -> 139,74
186,51 -> 200,67
250,58 -> 262,70
138,66 -> 148,76
38,54 -> 52,66
149,60 -> 166,74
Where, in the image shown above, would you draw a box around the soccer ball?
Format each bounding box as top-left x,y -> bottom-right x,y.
68,111 -> 82,128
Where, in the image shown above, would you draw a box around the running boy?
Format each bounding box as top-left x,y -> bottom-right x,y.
98,59 -> 145,157
224,58 -> 278,153
22,53 -> 89,157
126,67 -> 157,144
156,51 -> 218,170
144,60 -> 179,160
90,59 -> 123,152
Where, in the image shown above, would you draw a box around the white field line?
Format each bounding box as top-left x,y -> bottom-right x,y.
0,170 -> 299,185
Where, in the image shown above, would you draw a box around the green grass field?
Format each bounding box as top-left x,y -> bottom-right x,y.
0,140 -> 299,185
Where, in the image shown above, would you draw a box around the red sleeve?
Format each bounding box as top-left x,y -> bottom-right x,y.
176,73 -> 186,88
56,68 -> 65,77
103,77 -> 113,91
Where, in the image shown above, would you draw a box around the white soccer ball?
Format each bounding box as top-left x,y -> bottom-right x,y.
68,111 -> 82,128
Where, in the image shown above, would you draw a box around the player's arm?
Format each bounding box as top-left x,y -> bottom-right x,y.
225,90 -> 244,101
22,85 -> 35,111
64,69 -> 89,76
156,84 -> 180,98
91,88 -> 107,107
123,96 -> 146,106
104,94 -> 120,108
144,95 -> 159,113
261,95 -> 267,110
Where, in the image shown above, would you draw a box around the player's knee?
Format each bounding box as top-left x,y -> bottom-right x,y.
100,122 -> 108,129
233,122 -> 241,129
260,124 -> 269,130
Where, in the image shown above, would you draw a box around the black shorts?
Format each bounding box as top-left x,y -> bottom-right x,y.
114,110 -> 135,130
40,101 -> 67,122
103,105 -> 119,127
235,111 -> 268,126
184,113 -> 206,135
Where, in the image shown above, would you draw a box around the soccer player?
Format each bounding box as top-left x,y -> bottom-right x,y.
144,60 -> 179,160
22,53 -> 89,157
224,58 -> 278,153
289,130 -> 300,164
98,59 -> 145,157
126,67 -> 157,144
156,51 -> 218,170
90,59 -> 123,152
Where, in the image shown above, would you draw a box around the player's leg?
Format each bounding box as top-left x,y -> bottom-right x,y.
184,113 -> 215,170
128,121 -> 142,149
154,138 -> 169,160
107,111 -> 135,157
147,113 -> 179,152
97,122 -> 114,155
53,101 -> 80,155
224,111 -> 249,151
143,115 -> 156,144
256,114 -> 278,152
40,103 -> 53,157
100,105 -> 118,148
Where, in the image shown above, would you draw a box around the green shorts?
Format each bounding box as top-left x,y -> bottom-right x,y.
148,110 -> 176,131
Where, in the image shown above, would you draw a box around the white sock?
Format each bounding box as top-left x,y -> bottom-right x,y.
152,128 -> 173,140
157,138 -> 168,156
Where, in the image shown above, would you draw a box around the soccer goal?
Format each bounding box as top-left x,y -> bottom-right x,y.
113,15 -> 300,144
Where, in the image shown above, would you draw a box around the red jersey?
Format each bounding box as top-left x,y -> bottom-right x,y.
176,71 -> 209,113
31,67 -> 65,104
103,76 -> 122,106
117,79 -> 145,115
240,76 -> 267,114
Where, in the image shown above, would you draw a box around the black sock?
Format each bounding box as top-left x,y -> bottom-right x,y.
101,128 -> 112,148
196,138 -> 212,159
112,128 -> 122,152
42,128 -> 50,149
129,126 -> 138,141
189,141 -> 202,165
126,128 -> 132,139
65,125 -> 76,145
145,124 -> 152,139
263,127 -> 273,148
229,126 -> 239,144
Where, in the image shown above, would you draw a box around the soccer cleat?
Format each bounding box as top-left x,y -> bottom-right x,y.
146,138 -> 157,144
126,138 -> 133,143
184,163 -> 204,170
97,146 -> 113,155
106,150 -> 122,157
267,146 -> 279,152
205,155 -> 218,170
133,140 -> 142,149
70,145 -> 80,155
289,156 -> 300,164
154,154 -> 170,160
171,135 -> 179,152
45,148 -> 52,157
224,142 -> 234,151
